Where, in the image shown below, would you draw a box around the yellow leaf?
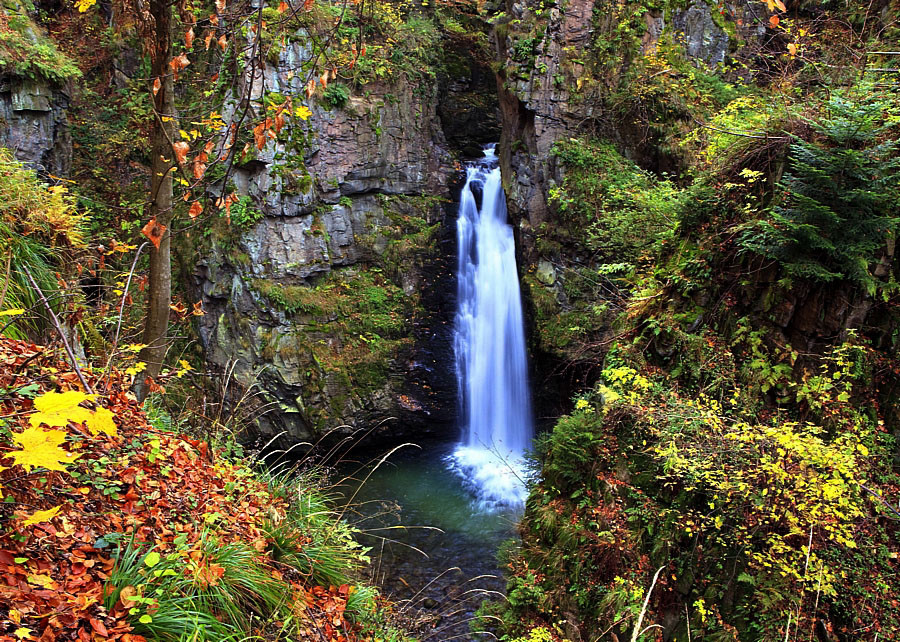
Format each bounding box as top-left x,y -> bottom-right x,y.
86,406 -> 117,437
74,0 -> 96,12
30,390 -> 95,428
22,505 -> 62,527
26,574 -> 55,589
0,309 -> 25,316
125,362 -> 147,377
294,105 -> 312,121
178,359 -> 193,371
13,627 -> 33,641
773,0 -> 786,11
6,427 -> 80,472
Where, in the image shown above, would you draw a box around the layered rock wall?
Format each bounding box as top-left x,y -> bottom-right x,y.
192,40 -> 468,441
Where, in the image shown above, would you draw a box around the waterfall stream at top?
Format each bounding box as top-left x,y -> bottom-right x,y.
448,145 -> 533,507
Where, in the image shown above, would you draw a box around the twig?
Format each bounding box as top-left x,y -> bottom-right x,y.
861,484 -> 900,520
631,566 -> 665,642
112,242 -> 148,351
22,265 -> 94,395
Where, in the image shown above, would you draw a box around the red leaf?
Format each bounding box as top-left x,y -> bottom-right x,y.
141,219 -> 167,250
769,14 -> 779,28
188,202 -> 203,219
152,77 -> 161,97
278,0 -> 289,11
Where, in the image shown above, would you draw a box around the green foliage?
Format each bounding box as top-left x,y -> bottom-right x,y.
0,148 -> 85,339
104,533 -> 281,640
739,88 -> 900,294
0,2 -> 81,82
322,82 -> 351,110
262,480 -> 370,587
549,138 -> 682,263
227,195 -> 264,230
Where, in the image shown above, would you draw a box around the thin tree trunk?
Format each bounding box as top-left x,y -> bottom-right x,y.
135,0 -> 175,402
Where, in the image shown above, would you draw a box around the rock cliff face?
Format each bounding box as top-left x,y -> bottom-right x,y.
492,0 -> 761,410
191,39 -> 497,441
0,77 -> 71,175
495,0 -> 747,233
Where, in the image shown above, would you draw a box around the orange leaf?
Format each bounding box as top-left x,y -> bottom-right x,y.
319,71 -> 328,88
192,301 -> 205,316
215,0 -> 225,14
204,30 -> 214,50
278,0 -> 289,11
274,113 -> 285,133
152,77 -> 161,97
172,141 -> 190,165
209,13 -> 219,25
141,219 -> 167,250
188,202 -> 203,219
185,27 -> 195,50
769,14 -> 779,28
89,619 -> 108,637
119,586 -> 137,609
169,53 -> 190,73
192,160 -> 206,180
787,42 -> 797,56
218,34 -> 227,51
773,0 -> 786,11
306,78 -> 315,98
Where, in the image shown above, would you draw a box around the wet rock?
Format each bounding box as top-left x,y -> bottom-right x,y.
0,76 -> 71,175
192,37 -> 459,443
672,2 -> 730,65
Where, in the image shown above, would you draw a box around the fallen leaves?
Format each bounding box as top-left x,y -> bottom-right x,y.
0,338 -> 379,642
21,505 -> 62,527
29,390 -> 93,428
6,426 -> 80,472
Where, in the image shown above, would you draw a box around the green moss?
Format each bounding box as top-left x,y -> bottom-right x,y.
0,2 -> 81,83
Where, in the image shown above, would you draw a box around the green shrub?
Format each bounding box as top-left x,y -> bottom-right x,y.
322,82 -> 351,109
739,88 -> 900,294
0,3 -> 81,83
0,148 -> 85,339
549,139 -> 683,263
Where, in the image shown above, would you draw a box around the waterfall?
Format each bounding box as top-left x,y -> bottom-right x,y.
448,145 -> 533,508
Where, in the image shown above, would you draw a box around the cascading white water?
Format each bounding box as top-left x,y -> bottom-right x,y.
448,145 -> 533,508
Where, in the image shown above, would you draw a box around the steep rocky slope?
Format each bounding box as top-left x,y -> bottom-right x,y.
486,0 -> 900,639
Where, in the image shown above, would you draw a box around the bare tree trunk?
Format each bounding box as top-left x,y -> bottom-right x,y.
135,0 -> 175,402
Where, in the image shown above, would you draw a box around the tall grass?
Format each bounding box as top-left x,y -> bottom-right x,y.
262,470 -> 369,588
104,533 -> 290,641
